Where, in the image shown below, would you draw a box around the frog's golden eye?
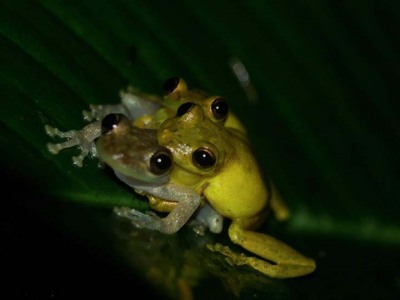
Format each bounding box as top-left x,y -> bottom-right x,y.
192,147 -> 216,169
101,113 -> 124,135
163,77 -> 180,94
176,102 -> 195,117
150,148 -> 173,175
211,98 -> 229,120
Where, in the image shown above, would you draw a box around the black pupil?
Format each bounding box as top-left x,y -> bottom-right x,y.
193,149 -> 216,168
150,151 -> 172,175
101,114 -> 120,135
176,102 -> 195,117
211,98 -> 229,120
163,77 -> 180,94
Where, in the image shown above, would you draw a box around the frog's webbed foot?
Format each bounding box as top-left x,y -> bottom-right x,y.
207,243 -> 315,279
114,207 -> 164,231
45,121 -> 101,167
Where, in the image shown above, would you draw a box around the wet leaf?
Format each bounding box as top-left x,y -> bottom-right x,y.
1,1 -> 399,299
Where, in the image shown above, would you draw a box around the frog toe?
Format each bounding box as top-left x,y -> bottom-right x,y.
47,143 -> 60,154
44,125 -> 57,137
72,155 -> 85,167
82,104 -> 102,121
113,207 -> 161,229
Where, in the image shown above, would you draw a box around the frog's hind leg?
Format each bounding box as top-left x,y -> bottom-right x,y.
209,220 -> 316,278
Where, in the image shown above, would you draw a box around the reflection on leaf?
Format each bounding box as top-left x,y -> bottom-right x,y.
112,217 -> 289,299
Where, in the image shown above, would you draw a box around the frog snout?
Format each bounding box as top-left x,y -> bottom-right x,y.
158,128 -> 177,146
159,128 -> 170,143
158,127 -> 185,150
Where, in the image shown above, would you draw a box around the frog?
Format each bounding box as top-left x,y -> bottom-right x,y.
118,102 -> 316,278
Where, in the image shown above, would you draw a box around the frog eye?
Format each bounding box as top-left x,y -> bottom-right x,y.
163,77 -> 180,94
150,148 -> 173,175
163,77 -> 188,95
192,147 -> 216,169
101,113 -> 124,135
176,102 -> 195,117
211,98 -> 229,120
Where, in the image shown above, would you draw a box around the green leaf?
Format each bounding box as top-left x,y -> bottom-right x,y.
1,1 -> 399,299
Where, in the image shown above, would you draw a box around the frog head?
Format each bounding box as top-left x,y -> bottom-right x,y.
96,114 -> 173,185
158,102 -> 235,186
162,78 -> 246,133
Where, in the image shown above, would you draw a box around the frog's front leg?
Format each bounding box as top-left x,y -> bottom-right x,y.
147,197 -> 224,235
114,183 -> 202,234
45,121 -> 101,167
209,218 -> 316,278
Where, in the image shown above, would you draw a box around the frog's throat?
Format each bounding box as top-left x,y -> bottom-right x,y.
114,171 -> 170,188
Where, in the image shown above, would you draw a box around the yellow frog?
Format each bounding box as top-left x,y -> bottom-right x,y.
115,102 -> 316,278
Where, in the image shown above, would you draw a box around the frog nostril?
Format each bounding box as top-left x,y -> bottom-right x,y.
176,102 -> 195,117
163,77 -> 180,94
101,113 -> 122,135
